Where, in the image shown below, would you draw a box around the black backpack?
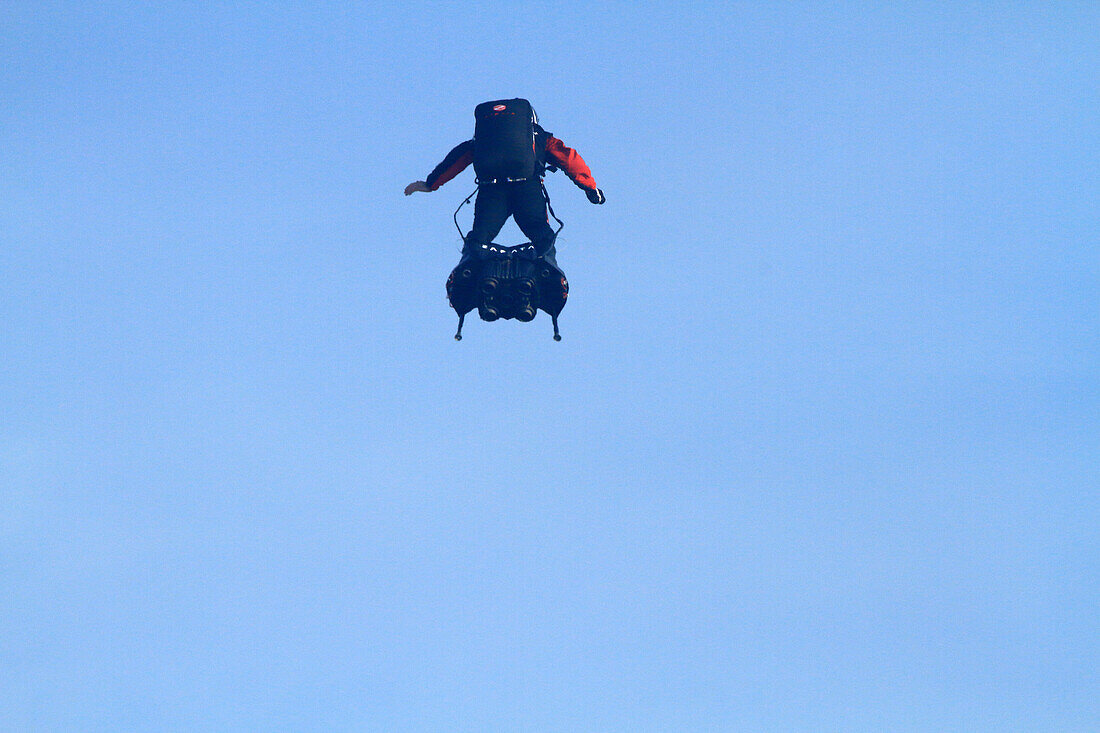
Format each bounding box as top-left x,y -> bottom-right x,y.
472,98 -> 538,183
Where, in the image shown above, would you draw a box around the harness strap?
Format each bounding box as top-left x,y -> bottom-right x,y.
542,183 -> 564,235
453,187 -> 478,243
475,176 -> 528,185
452,182 -> 565,242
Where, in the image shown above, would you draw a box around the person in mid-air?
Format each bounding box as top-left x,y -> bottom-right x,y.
404,98 -> 604,261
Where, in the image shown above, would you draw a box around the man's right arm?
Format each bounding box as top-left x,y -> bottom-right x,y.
544,136 -> 603,204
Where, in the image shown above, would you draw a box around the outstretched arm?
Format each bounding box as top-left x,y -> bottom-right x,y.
426,140 -> 474,191
545,136 -> 604,204
403,140 -> 474,196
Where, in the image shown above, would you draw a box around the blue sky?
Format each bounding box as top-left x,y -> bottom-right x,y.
2,2 -> 1097,730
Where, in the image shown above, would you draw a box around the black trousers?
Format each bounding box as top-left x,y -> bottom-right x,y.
464,179 -> 557,257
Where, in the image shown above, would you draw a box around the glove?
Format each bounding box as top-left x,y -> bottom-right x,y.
404,180 -> 430,196
585,187 -> 605,205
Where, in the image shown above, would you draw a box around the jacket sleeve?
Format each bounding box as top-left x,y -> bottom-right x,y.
544,135 -> 598,191
426,140 -> 474,191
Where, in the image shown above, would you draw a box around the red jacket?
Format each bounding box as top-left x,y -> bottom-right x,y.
425,126 -> 598,193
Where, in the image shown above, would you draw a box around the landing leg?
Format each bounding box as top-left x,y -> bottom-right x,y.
454,313 -> 465,341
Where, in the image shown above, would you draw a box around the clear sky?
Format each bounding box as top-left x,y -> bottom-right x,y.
2,2 -> 1097,730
